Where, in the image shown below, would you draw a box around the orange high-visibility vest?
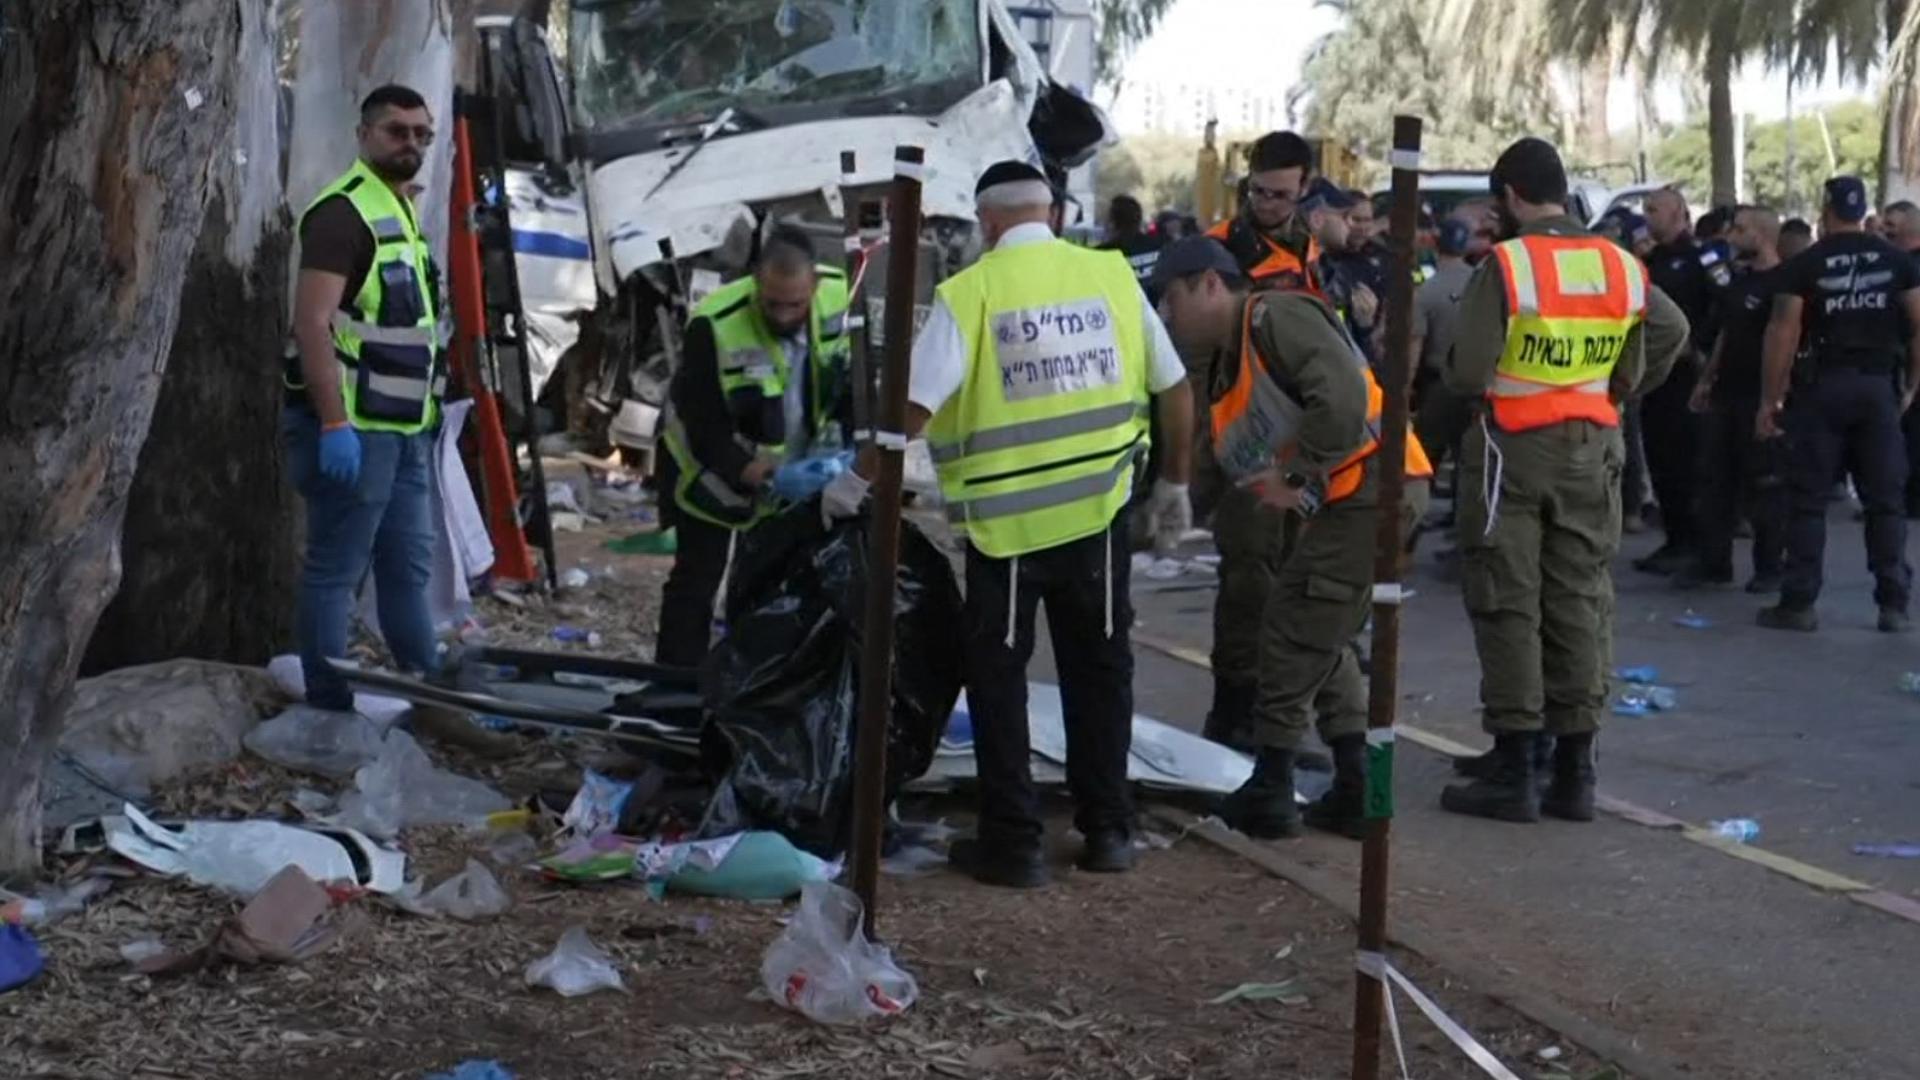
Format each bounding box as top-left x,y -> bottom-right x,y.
1210,295 -> 1432,506
1489,234 -> 1648,431
1208,217 -> 1324,293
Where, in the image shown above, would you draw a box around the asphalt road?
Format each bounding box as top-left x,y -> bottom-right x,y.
1064,504 -> 1920,1077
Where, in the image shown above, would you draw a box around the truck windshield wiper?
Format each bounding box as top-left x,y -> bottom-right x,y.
643,106 -> 767,199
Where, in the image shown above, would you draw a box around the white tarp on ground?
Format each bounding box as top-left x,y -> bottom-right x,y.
908,682 -> 1254,796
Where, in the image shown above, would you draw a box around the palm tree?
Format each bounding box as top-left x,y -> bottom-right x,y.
1439,0 -> 1914,206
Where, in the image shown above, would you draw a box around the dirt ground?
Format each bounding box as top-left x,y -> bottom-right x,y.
4,501 -> 1617,1080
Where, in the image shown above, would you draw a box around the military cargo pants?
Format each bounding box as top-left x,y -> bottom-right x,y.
1456,417 -> 1623,735
1210,486 -> 1286,690
1247,464 -> 1429,750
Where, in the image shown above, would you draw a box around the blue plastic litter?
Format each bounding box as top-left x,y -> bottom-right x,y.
944,706 -> 974,748
424,1061 -> 514,1080
1613,684 -> 1676,716
1852,842 -> 1920,859
1671,611 -> 1712,630
667,831 -> 834,900
1614,666 -> 1659,684
0,924 -> 45,994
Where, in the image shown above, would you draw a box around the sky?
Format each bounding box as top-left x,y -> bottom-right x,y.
1105,0 -> 1876,138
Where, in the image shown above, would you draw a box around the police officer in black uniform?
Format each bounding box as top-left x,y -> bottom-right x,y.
1638,188 -> 1718,574
1757,177 -> 1920,633
1100,194 -> 1168,302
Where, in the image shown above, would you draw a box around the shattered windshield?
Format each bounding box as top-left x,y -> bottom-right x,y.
570,0 -> 983,132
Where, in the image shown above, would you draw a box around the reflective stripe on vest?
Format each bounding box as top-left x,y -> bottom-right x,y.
1490,234 -> 1646,432
1208,217 -> 1325,292
1210,293 -> 1432,505
665,270 -> 851,530
294,159 -> 444,435
928,239 -> 1151,558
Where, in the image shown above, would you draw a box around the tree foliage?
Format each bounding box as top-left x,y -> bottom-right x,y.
1095,133 -> 1200,220
1650,101 -> 1883,212
1297,0 -> 1567,178
1092,0 -> 1177,87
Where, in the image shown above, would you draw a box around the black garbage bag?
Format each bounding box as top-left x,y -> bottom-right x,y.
697,504 -> 963,857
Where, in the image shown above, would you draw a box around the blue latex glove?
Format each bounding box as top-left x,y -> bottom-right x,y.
318,424 -> 362,486
771,453 -> 848,502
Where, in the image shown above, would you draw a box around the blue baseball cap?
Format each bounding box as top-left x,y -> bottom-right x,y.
1825,176 -> 1869,222
1437,218 -> 1472,255
1150,236 -> 1246,294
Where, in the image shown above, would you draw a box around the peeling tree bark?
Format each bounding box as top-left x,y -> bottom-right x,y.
83,0 -> 299,676
0,0 -> 246,876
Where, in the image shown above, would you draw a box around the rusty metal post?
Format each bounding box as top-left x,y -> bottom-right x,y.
847,145 -> 924,938
1353,113 -> 1423,1080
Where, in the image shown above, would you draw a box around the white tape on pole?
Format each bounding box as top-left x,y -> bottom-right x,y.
893,159 -> 927,182
874,430 -> 908,451
1372,582 -> 1411,605
1355,950 -> 1525,1080
1367,727 -> 1395,748
1390,149 -> 1422,172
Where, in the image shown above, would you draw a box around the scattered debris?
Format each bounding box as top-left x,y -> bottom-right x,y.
0,875 -> 112,927
116,937 -> 168,965
104,803 -> 406,896
1613,683 -> 1678,716
560,770 -> 633,840
397,860 -> 513,921
604,528 -> 677,555
334,730 -> 511,840
525,926 -> 627,997
560,566 -> 592,589
244,704 -> 391,778
486,831 -> 540,867
1899,672 -> 1920,694
1671,611 -> 1712,630
425,1061 -> 515,1080
761,882 -> 917,1024
133,866 -> 342,975
550,625 -> 603,647
1207,980 -> 1309,1006
667,832 -> 836,900
267,654 -> 413,727
1851,842 -> 1920,859
1614,665 -> 1659,684
1537,1045 -> 1565,1061
1708,818 -> 1761,844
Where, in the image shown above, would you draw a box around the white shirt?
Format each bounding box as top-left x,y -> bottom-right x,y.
906,221 -> 1188,415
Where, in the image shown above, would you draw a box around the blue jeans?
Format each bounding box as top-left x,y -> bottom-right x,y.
283,407 -> 440,710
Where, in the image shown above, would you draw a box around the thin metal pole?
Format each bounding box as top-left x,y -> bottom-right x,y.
1352,113 -> 1422,1080
847,145 -> 924,938
837,151 -> 875,452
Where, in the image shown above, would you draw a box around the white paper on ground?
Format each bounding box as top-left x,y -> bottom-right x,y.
908,683 -> 1253,796
266,654 -> 411,727
105,803 -> 406,896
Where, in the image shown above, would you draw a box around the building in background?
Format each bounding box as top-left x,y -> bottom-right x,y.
1133,83 -> 1286,137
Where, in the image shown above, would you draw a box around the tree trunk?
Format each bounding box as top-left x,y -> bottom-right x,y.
1883,0 -> 1919,203
1707,53 -> 1737,208
1577,53 -> 1612,168
287,0 -> 456,267
0,0 -> 246,876
83,0 -> 300,676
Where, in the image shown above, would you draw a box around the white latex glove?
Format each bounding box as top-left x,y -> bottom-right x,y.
819,468 -> 872,527
1147,479 -> 1192,557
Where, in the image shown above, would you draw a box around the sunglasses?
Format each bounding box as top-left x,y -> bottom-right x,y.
1247,182 -> 1295,204
380,122 -> 436,146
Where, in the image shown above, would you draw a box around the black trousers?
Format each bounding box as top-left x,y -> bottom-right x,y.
655,514 -> 733,669
1640,359 -> 1698,546
1903,398 -> 1920,513
1695,396 -> 1788,579
1783,369 -> 1912,611
963,518 -> 1134,848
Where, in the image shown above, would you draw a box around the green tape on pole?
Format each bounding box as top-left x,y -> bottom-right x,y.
1365,733 -> 1395,820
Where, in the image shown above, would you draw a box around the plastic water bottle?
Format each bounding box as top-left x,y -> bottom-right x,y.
1709,818 -> 1760,844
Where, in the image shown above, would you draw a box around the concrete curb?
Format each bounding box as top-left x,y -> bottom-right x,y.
1151,808 -> 1693,1080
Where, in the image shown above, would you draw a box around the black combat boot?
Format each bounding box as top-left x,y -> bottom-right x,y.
1451,733 -> 1551,788
1302,734 -> 1368,840
1439,733 -> 1540,823
1218,748 -> 1302,839
1201,678 -> 1256,753
1540,732 -> 1597,822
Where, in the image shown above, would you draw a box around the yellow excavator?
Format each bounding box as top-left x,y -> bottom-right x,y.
1197,121 -> 1366,227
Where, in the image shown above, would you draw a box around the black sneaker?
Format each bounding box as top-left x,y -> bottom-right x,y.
1744,571 -> 1783,594
1756,604 -> 1818,632
1879,608 -> 1911,634
948,837 -> 1050,889
1076,829 -> 1135,873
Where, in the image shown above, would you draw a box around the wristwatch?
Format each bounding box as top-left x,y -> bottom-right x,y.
1283,470 -> 1311,490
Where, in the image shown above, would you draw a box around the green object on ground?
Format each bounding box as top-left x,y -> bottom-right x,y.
605,528 -> 676,555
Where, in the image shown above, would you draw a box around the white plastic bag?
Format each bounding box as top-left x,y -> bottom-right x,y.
334,730 -> 510,840
760,882 -> 917,1024
525,926 -> 626,997
244,705 -> 389,778
418,860 -> 512,921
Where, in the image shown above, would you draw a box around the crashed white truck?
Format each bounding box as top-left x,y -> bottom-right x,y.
475,0 -> 1113,458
